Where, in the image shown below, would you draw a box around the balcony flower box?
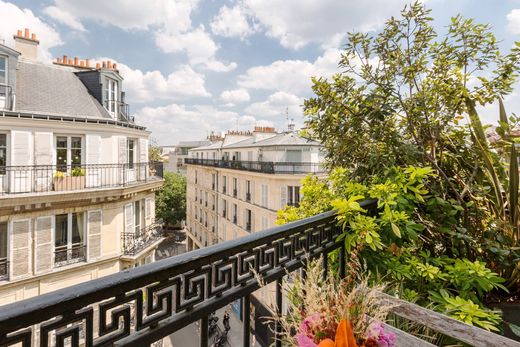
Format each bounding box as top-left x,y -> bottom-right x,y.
53,168 -> 86,191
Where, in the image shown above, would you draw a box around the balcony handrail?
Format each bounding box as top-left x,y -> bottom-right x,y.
0,197 -> 368,345
185,158 -> 326,174
3,199 -> 515,347
121,219 -> 164,256
0,161 -> 163,195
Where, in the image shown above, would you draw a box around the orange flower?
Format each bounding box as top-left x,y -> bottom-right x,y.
317,320 -> 358,347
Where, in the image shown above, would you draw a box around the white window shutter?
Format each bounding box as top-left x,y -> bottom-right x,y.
11,131 -> 32,165
280,186 -> 288,208
34,132 -> 53,192
118,137 -> 127,164
88,210 -> 102,261
86,135 -> 101,165
139,138 -> 148,163
35,216 -> 53,274
124,203 -> 134,233
145,198 -> 151,222
10,219 -> 31,279
34,132 -> 52,165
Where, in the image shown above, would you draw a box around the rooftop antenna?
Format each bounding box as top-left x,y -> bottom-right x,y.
285,107 -> 289,130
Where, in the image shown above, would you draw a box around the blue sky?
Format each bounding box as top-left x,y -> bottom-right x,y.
1,0 -> 520,145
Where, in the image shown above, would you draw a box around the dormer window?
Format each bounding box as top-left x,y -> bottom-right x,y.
0,56 -> 7,109
104,77 -> 118,116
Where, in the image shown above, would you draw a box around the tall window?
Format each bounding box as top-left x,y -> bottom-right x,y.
127,139 -> 135,169
261,184 -> 268,208
134,200 -> 144,234
245,209 -> 252,232
233,178 -> 238,197
222,175 -> 227,193
233,203 -> 238,224
105,78 -> 118,116
0,222 -> 7,279
0,134 -> 6,175
288,186 -> 301,207
56,136 -> 82,172
55,213 -> 85,266
0,56 -> 7,108
246,180 -> 251,202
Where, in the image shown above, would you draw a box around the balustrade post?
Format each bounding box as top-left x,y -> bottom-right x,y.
200,316 -> 208,347
274,277 -> 282,347
243,294 -> 251,347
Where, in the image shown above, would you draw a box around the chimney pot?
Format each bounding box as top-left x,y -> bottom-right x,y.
63,55 -> 67,63
31,33 -> 36,41
80,60 -> 85,67
56,58 -> 61,63
16,30 -> 22,37
68,58 -> 73,65
74,57 -> 79,65
112,63 -> 117,69
96,62 -> 101,69
102,61 -> 107,68
107,60 -> 112,69
24,28 -> 30,38
85,59 -> 90,68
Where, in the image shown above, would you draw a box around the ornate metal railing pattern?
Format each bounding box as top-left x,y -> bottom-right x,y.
0,200 -> 377,347
0,162 -> 163,195
122,219 -> 164,256
185,158 -> 326,174
0,258 -> 8,281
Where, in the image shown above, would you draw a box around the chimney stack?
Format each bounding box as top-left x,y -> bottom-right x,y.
13,28 -> 39,60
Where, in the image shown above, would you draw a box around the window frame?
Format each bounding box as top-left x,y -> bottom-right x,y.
0,133 -> 6,175
127,139 -> 135,169
54,212 -> 86,266
55,135 -> 84,173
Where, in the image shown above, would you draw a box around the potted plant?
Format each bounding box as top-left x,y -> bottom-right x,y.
53,167 -> 86,191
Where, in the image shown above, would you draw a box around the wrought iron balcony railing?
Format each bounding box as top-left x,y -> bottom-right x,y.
0,84 -> 14,111
54,244 -> 86,268
246,192 -> 251,202
0,258 -> 8,281
103,100 -> 134,123
121,219 -> 164,256
0,162 -> 163,195
0,199 -> 518,347
185,158 -> 326,174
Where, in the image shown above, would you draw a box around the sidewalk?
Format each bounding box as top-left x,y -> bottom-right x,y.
164,304 -> 261,347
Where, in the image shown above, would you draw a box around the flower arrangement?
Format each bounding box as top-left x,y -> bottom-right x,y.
273,257 -> 396,347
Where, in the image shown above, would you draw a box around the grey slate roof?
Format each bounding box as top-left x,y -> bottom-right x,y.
15,59 -> 112,119
223,132 -> 321,149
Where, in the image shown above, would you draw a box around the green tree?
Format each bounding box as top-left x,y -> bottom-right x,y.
303,2 -> 520,285
155,172 -> 186,226
149,146 -> 162,162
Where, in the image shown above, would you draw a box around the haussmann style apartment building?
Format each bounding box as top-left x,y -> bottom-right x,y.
0,28 -> 164,307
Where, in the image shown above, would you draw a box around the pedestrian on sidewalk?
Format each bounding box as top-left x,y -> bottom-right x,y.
223,310 -> 230,331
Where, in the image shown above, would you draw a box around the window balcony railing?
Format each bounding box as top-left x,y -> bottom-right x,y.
233,188 -> 237,197
0,258 -> 8,281
121,219 -> 164,256
212,183 -> 215,190
246,192 -> 251,202
1,199 -> 518,347
233,215 -> 237,224
185,158 -> 326,174
222,186 -> 226,194
104,100 -> 134,123
246,222 -> 251,232
0,162 -> 163,196
54,244 -> 86,268
0,84 -> 14,111
222,210 -> 226,218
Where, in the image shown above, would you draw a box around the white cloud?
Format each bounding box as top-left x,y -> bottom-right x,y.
507,9 -> 520,34
43,6 -> 86,32
115,62 -> 210,102
0,1 -> 62,62
211,5 -> 255,39
51,0 -> 197,31
244,0 -> 408,49
238,48 -> 341,94
245,91 -> 304,120
220,89 -> 250,105
135,103 -> 255,144
49,0 -> 233,70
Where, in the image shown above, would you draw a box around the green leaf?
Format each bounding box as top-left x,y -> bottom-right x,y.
391,223 -> 402,238
509,145 -> 519,229
499,97 -> 510,133
510,323 -> 520,337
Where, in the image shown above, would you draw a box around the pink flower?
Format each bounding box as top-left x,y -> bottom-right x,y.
299,313 -> 322,338
296,333 -> 318,347
365,321 -> 396,347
